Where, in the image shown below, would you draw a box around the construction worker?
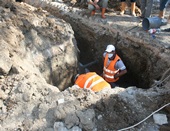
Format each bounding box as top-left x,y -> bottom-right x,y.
87,0 -> 108,19
119,0 -> 136,16
159,0 -> 169,18
103,45 -> 127,88
72,72 -> 111,92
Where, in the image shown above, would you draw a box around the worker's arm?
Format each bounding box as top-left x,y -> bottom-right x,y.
114,60 -> 127,79
114,69 -> 127,79
94,0 -> 99,4
87,0 -> 99,4
87,0 -> 100,9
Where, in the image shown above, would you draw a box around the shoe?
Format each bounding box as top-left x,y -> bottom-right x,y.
131,2 -> 136,17
120,11 -> 124,15
131,12 -> 136,17
120,2 -> 126,16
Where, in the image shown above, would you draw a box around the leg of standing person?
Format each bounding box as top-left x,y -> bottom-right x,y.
159,0 -> 169,18
144,0 -> 153,18
131,0 -> 136,16
88,3 -> 96,16
165,0 -> 170,7
120,0 -> 126,15
100,0 -> 109,19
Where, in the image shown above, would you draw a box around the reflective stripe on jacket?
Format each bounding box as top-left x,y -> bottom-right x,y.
75,72 -> 111,92
103,54 -> 120,82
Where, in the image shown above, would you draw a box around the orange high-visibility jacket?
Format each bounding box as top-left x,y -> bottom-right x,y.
75,72 -> 111,92
103,54 -> 120,82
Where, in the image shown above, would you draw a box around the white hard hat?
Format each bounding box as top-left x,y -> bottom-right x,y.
105,45 -> 115,52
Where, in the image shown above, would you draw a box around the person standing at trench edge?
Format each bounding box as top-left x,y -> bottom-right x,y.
158,0 -> 169,18
103,44 -> 127,88
119,0 -> 137,16
87,0 -> 108,19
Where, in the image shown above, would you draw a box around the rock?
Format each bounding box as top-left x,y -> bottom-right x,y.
65,113 -> 79,129
22,93 -> 30,102
76,109 -> 95,130
54,122 -> 68,131
0,50 -> 12,75
153,113 -> 168,125
22,119 -> 33,130
57,98 -> 65,105
69,126 -> 82,131
0,89 -> 7,100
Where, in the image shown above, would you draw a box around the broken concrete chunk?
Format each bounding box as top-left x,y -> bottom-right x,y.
153,113 -> 168,125
57,98 -> 65,105
53,122 -> 68,131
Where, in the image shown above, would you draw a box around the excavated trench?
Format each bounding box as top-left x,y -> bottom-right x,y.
74,31 -> 169,89
48,4 -> 170,90
76,35 -> 150,88
72,24 -> 170,89
1,1 -> 169,131
67,16 -> 167,89
24,0 -> 170,90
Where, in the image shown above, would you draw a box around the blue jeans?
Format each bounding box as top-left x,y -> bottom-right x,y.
108,82 -> 118,88
160,0 -> 169,11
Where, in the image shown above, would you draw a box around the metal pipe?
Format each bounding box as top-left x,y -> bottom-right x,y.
78,60 -> 99,74
80,60 -> 98,68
